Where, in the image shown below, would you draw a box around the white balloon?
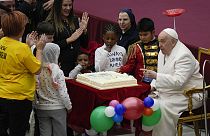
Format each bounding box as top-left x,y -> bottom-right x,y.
142,124 -> 154,132
104,106 -> 115,117
85,128 -> 98,136
151,99 -> 160,111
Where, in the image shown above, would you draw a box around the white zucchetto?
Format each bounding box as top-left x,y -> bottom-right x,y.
163,28 -> 178,40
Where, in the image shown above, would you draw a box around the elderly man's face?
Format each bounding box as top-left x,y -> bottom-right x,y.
158,31 -> 175,55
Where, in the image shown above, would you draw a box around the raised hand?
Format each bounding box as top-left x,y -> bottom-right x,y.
26,31 -> 38,47
36,34 -> 48,50
43,0 -> 54,11
79,12 -> 89,31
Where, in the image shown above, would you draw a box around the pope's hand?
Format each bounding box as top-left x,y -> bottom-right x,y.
141,69 -> 157,79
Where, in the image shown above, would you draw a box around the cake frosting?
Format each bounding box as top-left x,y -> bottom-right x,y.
76,71 -> 138,90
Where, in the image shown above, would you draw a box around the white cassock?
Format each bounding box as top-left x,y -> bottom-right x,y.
150,41 -> 203,136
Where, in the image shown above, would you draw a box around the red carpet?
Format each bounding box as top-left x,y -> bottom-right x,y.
74,0 -> 210,48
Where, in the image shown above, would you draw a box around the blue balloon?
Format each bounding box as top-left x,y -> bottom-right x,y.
115,104 -> 126,115
112,114 -> 123,123
144,97 -> 154,108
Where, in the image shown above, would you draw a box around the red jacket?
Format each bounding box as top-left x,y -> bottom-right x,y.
119,43 -> 144,81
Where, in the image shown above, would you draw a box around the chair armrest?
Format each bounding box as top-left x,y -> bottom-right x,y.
183,85 -> 210,115
184,85 -> 210,96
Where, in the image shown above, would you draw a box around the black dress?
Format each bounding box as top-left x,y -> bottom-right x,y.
52,16 -> 88,76
118,27 -> 139,52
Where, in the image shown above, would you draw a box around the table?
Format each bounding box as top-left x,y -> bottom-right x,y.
66,79 -> 151,132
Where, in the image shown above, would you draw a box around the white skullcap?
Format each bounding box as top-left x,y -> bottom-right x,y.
163,28 -> 178,39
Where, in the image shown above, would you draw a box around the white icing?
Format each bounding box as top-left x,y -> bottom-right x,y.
76,71 -> 138,90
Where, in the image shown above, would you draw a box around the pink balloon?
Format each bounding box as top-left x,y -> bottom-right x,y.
109,100 -> 119,107
122,97 -> 144,120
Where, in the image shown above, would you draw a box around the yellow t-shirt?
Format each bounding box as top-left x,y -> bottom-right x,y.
0,37 -> 41,101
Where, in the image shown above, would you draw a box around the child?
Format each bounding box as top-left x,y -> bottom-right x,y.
69,52 -> 92,79
29,21 -> 55,54
95,24 -> 127,72
35,43 -> 72,136
25,21 -> 54,136
118,18 -> 159,82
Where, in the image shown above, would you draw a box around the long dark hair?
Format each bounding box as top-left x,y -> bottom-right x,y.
46,0 -> 75,35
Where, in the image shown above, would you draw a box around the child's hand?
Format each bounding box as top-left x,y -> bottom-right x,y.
36,34 -> 47,50
115,68 -> 121,73
67,109 -> 72,114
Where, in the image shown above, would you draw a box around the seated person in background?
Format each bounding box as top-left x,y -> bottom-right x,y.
143,28 -> 203,136
95,24 -> 127,72
117,18 -> 159,82
35,43 -> 72,136
69,52 -> 92,79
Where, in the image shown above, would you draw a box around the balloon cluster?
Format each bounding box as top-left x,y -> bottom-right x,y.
90,97 -> 144,133
142,97 -> 161,132
89,97 -> 161,133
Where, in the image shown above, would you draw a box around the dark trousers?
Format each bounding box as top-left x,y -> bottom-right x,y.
0,98 -> 32,136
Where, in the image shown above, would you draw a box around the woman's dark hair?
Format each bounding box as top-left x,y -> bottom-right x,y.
137,18 -> 154,32
46,0 -> 75,34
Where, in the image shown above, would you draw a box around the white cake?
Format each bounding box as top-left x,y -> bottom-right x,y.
76,71 -> 138,90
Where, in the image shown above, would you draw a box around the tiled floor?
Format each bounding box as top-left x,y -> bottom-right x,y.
25,124 -> 206,136
110,125 -> 206,136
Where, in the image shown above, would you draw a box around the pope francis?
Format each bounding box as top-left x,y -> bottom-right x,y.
143,28 -> 203,136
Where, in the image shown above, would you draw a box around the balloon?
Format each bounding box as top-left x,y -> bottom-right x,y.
109,100 -> 119,107
143,107 -> 153,116
85,128 -> 98,136
112,114 -> 123,123
104,106 -> 115,117
142,124 -> 154,132
122,97 -> 144,120
114,104 -> 126,115
144,97 -> 154,108
90,106 -> 114,132
151,99 -> 160,111
142,108 -> 161,126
